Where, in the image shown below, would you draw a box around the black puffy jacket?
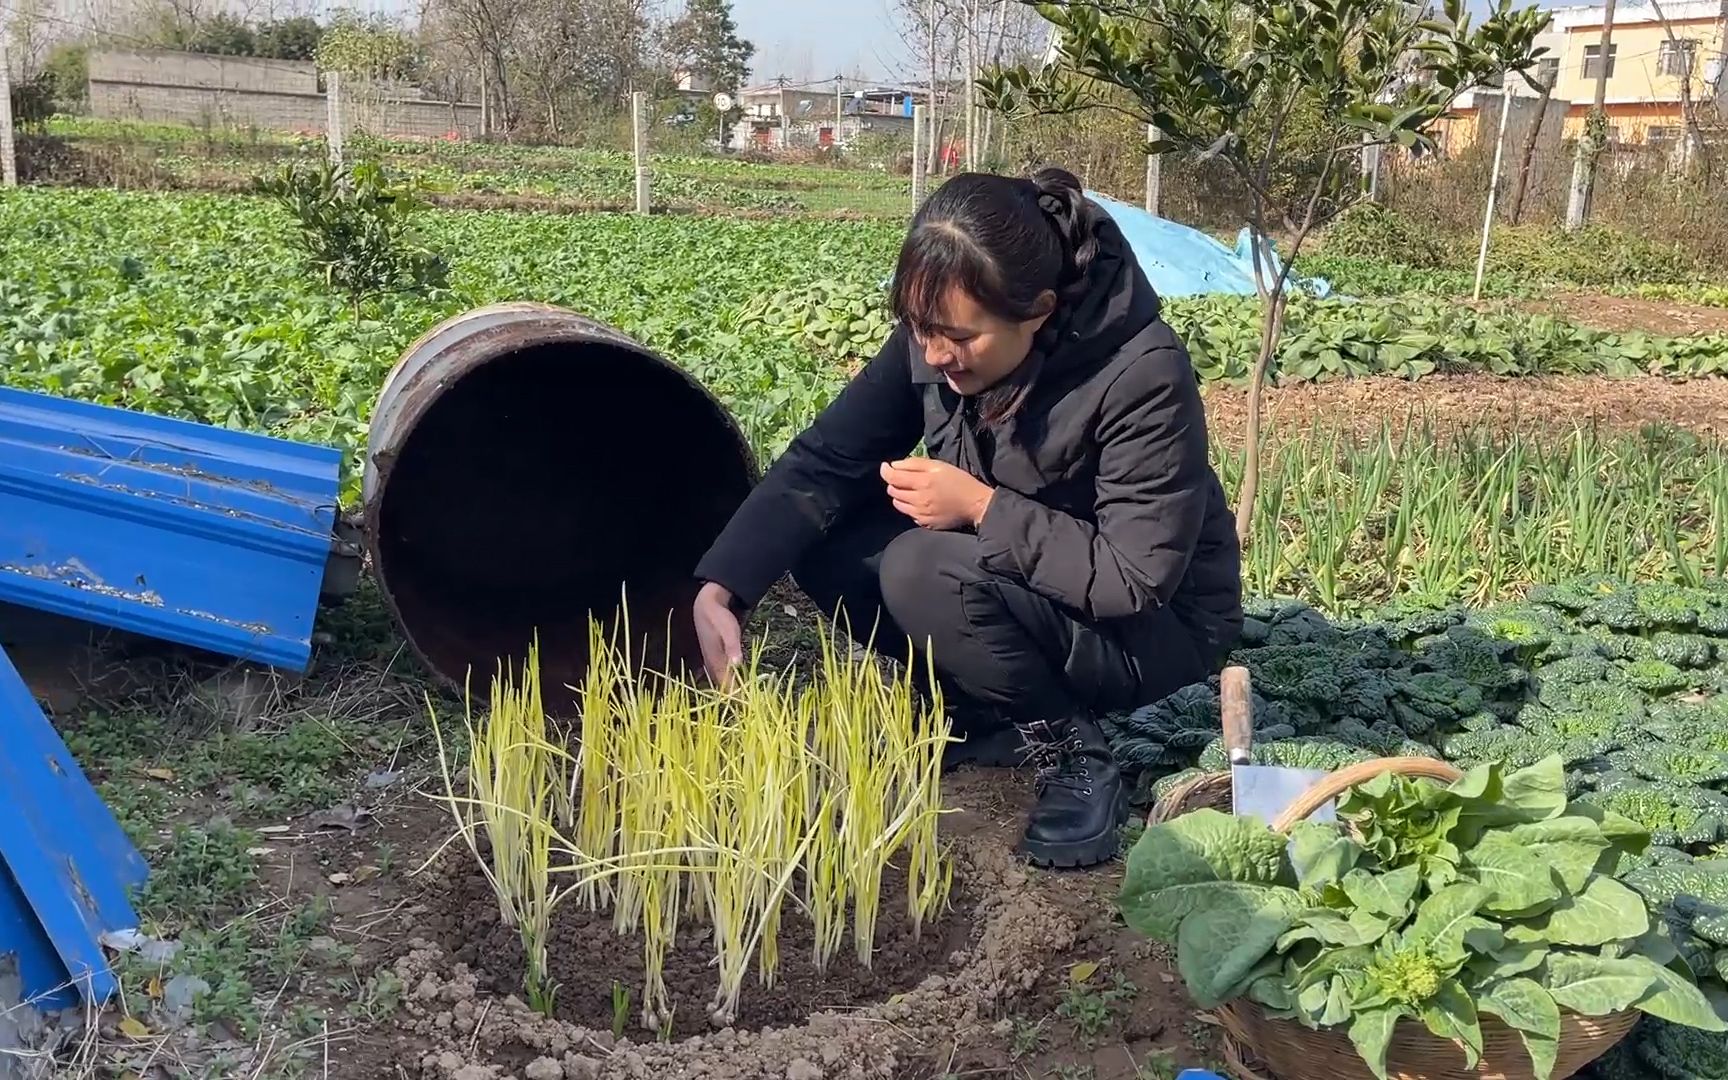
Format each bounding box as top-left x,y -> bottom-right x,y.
695,215 -> 1243,661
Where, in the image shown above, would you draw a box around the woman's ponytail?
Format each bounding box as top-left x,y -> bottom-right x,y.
1030,167 -> 1102,295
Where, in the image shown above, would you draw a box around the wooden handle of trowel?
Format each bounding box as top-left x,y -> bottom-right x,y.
1220,665 -> 1253,766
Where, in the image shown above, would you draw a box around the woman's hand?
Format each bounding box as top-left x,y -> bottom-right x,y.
881,459 -> 995,531
693,581 -> 744,688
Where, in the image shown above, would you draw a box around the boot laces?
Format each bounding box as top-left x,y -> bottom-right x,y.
1014,720 -> 1092,795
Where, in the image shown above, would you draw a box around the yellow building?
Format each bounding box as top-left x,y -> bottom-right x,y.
1549,0 -> 1727,145
1436,0 -> 1726,152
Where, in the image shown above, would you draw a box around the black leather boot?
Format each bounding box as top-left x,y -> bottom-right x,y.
1013,714 -> 1128,868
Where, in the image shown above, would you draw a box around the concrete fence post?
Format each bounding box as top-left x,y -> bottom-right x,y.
911,104 -> 927,209
326,71 -> 344,168
1144,123 -> 1163,215
632,91 -> 650,215
1,37 -> 18,188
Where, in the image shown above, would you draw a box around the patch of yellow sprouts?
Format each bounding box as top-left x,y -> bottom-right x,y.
432,615 -> 954,1031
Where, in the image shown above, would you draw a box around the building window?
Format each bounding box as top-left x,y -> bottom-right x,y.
1582,43 -> 1618,80
1535,56 -> 1560,88
1647,125 -> 1679,145
1658,39 -> 1697,78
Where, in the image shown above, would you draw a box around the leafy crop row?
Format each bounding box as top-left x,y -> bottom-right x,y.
1168,294 -> 1728,382
1301,253 -> 1728,315
39,119 -> 914,216
748,277 -> 1728,383
0,187 -> 892,492
1109,575 -> 1728,1075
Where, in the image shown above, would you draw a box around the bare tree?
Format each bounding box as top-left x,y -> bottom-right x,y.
567,0 -> 649,107
897,0 -> 1049,174
430,0 -> 526,132
892,0 -> 954,172
5,0 -> 56,77
516,0 -> 582,133
1508,70 -> 1554,225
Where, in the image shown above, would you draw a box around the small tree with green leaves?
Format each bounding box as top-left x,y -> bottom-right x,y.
980,0 -> 1547,549
257,159 -> 448,317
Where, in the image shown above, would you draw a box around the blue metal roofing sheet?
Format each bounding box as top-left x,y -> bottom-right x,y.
0,387 -> 342,671
0,641 -> 148,1007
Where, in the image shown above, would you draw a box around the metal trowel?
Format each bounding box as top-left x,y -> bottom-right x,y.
1221,665 -> 1338,827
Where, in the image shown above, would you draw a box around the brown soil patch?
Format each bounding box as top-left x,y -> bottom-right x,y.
1201,373 -> 1728,443
426,855 -> 970,1034
1500,293 -> 1728,336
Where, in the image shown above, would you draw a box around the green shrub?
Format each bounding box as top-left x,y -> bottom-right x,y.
256,158 -> 448,312
1318,204 -> 1449,269
1484,225 -> 1700,288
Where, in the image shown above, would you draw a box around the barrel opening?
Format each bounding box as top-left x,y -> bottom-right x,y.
373,339 -> 755,701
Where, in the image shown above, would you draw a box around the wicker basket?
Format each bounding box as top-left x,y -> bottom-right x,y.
1144,667 -> 1641,1080
1218,998 -> 1641,1080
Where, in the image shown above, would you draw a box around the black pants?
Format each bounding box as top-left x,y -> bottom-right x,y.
792,498 -> 1210,725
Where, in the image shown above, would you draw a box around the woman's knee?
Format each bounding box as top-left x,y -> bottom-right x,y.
877,529 -> 977,635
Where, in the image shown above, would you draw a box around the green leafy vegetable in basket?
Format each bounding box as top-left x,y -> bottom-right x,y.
1118,756 -> 1728,1080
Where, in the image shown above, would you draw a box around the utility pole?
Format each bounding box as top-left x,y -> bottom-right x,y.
835,74 -> 843,143
775,74 -> 789,150
0,35 -> 17,188
1566,0 -> 1618,229
927,0 -> 940,175
965,0 -> 979,170
1361,136 -> 1383,202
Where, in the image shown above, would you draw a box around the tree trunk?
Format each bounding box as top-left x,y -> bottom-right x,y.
964,0 -> 978,170
1565,0 -> 1618,229
926,0 -> 941,175
1647,0 -> 1711,170
1508,73 -> 1553,225
1234,291 -> 1289,549
978,0 -> 1007,161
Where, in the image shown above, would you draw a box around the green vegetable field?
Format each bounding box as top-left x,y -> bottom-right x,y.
6,142 -> 1728,1079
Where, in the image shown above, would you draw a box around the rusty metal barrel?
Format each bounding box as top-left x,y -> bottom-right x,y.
363,302 -> 757,696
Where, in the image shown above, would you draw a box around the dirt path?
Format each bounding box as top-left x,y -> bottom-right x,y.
1201,373 -> 1728,443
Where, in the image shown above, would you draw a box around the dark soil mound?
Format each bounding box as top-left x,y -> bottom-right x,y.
423,852 -> 972,1034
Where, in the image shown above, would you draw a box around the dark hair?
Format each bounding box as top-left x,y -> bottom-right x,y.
889,167 -> 1104,423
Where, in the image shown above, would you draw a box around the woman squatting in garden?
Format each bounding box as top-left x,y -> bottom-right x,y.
691,167 -> 1243,869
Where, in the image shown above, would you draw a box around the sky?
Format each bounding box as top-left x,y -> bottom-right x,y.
732,0 -> 913,86
726,0 -> 1590,89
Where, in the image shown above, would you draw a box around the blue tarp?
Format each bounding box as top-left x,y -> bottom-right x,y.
1089,191 -> 1332,299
